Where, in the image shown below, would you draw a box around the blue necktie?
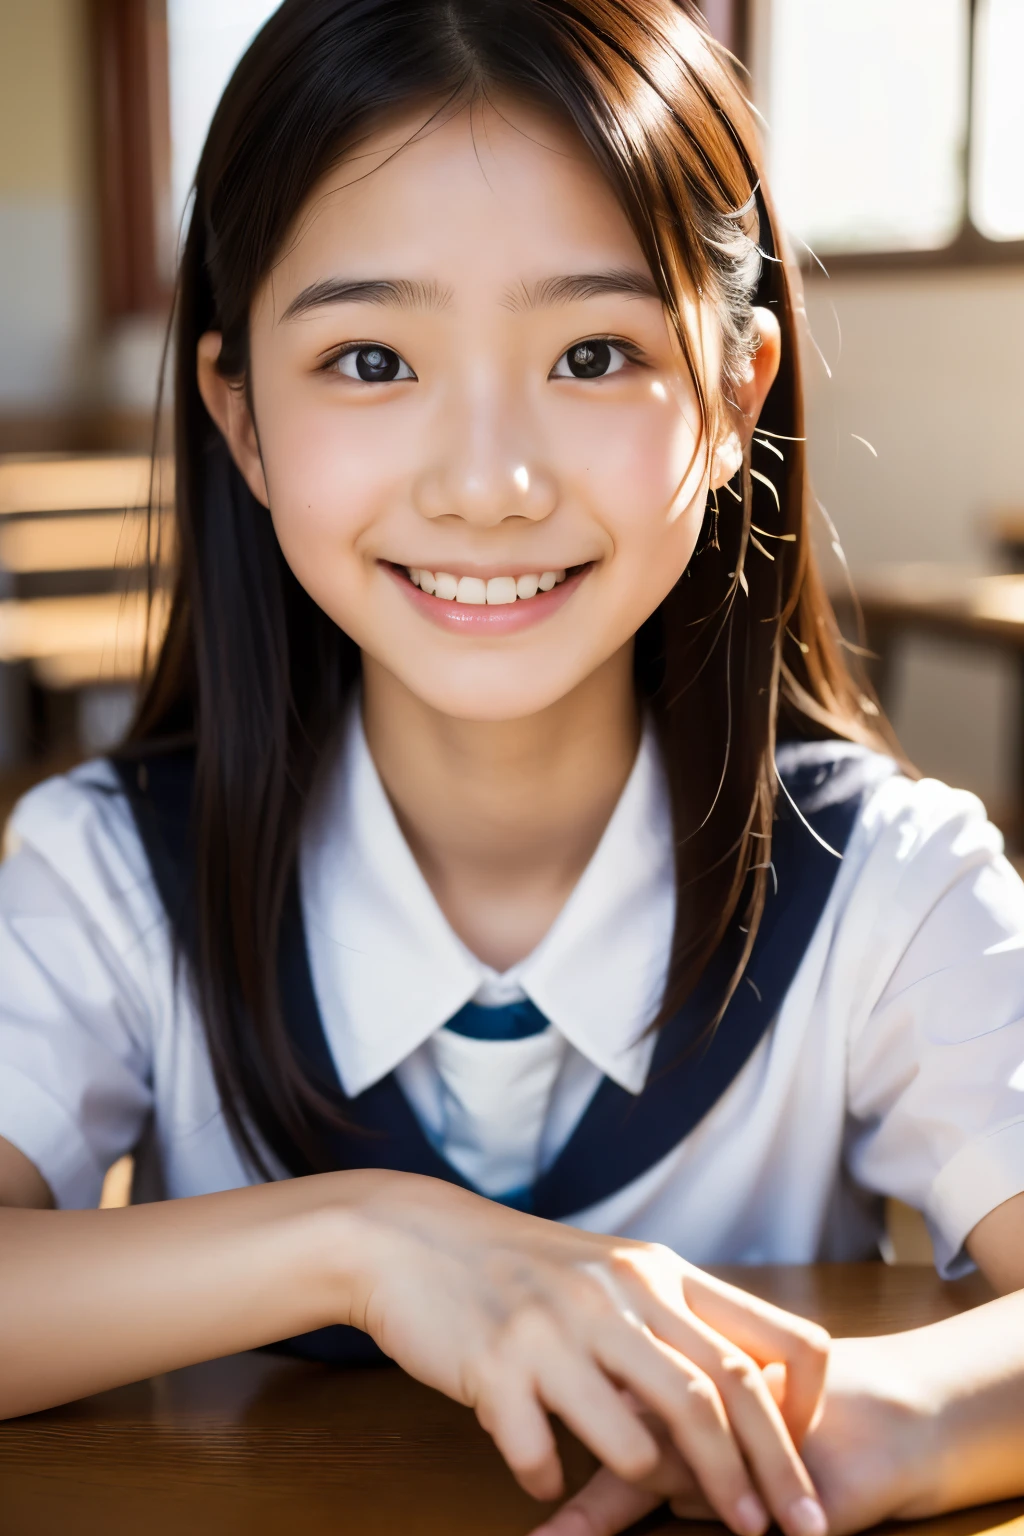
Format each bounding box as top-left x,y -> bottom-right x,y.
444,996 -> 549,1041
441,996 -> 550,1211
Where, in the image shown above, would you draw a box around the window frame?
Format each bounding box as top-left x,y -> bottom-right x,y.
746,0 -> 1024,272
90,0 -> 173,320
701,0 -> 750,58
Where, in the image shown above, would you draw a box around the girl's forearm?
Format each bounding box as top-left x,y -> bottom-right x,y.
824,1289 -> 1024,1524
906,1288 -> 1024,1513
0,1170 -> 389,1420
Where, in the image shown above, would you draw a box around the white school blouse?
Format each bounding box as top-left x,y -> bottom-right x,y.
1,717 -> 1024,1279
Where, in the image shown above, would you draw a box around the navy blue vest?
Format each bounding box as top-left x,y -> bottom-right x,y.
112,739 -> 892,1364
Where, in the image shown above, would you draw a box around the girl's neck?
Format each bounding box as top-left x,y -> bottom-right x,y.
361,648 -> 641,971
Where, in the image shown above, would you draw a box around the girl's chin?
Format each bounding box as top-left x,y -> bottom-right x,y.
384,663 -> 587,723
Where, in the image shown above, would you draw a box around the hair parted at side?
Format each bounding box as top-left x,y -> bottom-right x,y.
126,0 -> 893,1180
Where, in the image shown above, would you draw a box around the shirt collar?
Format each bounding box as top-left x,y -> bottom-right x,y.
300,709 -> 674,1098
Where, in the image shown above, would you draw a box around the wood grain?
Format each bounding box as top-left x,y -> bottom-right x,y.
0,1264 -> 1019,1536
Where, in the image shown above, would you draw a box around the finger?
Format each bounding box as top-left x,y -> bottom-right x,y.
681,1269 -> 830,1442
527,1468 -> 662,1536
475,1375 -> 565,1502
763,1360 -> 787,1407
534,1345 -> 661,1485
593,1325 -> 770,1536
637,1303 -> 827,1536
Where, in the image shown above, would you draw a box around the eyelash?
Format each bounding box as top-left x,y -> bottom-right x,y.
317,335 -> 651,379
319,342 -> 417,380
551,336 -> 650,377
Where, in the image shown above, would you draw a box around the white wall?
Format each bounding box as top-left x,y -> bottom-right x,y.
803,269 -> 1024,810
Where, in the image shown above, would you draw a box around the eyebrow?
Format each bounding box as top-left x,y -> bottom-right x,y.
502,269 -> 662,311
279,267 -> 662,322
280,277 -> 452,321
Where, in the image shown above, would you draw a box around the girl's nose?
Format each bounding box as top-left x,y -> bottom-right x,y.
413,400 -> 557,526
414,460 -> 557,524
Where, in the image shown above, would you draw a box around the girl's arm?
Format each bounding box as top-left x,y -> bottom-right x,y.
966,1191 -> 1024,1293
0,1163 -> 373,1413
806,1291 -> 1024,1531
0,1157 -> 829,1536
531,1289 -> 1024,1536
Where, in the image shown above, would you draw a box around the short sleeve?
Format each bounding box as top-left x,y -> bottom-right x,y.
844,777 -> 1024,1276
0,765 -> 161,1208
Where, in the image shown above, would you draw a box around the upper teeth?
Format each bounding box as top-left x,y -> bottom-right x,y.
407,569 -> 567,603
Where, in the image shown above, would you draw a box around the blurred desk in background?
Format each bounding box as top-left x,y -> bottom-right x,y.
0,453 -> 172,767
841,564 -> 1024,845
990,509 -> 1024,572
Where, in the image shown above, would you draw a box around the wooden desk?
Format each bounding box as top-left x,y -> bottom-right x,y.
0,452 -> 173,707
852,566 -> 1024,659
0,1264 -> 1020,1536
0,453 -> 173,518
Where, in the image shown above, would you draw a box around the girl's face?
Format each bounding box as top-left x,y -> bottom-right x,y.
201,97 -> 778,722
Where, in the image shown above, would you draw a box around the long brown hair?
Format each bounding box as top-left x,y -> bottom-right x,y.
129,0 -> 889,1179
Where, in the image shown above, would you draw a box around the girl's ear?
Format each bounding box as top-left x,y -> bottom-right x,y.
196,332 -> 271,509
709,306 -> 782,490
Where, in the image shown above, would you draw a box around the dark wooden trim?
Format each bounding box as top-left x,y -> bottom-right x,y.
90,0 -> 173,319
803,228 -> 1024,278
701,0 -> 749,59
0,411 -> 164,456
733,0 -> 751,66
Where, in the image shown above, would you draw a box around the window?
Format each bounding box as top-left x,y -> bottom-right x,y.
756,0 -> 1024,265
167,0 -> 284,243
970,0 -> 1024,241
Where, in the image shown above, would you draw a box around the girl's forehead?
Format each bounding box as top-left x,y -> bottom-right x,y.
263,96 -> 652,310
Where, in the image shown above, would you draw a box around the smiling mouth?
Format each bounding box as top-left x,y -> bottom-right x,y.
398,564 -> 590,604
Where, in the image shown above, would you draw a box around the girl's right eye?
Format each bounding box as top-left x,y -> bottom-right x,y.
332,344 -> 416,383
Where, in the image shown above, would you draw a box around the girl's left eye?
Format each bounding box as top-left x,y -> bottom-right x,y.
550,339 -> 632,380
332,344 -> 416,383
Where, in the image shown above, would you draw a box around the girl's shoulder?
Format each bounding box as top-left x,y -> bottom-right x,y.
5,756 -> 141,865
853,765 -> 1006,876
775,738 -> 1005,875
830,757 -> 1023,965
2,757 -> 162,947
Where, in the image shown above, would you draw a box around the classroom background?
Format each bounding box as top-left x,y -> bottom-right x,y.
0,0 -> 1022,1244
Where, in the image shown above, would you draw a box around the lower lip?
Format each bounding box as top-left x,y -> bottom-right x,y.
384,564 -> 592,634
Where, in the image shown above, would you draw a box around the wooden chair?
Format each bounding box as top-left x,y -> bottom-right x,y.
836,562 -> 1024,842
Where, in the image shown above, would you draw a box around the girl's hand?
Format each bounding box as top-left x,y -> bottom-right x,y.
345,1175 -> 829,1536
527,1334 -> 943,1536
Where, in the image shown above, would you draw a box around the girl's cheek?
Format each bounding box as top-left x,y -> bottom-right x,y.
569,400 -> 704,547
261,396 -> 413,554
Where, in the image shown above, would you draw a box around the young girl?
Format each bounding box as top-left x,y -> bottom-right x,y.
1,2 -> 1022,1532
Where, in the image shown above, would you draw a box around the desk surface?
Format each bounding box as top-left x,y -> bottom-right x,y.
0,1264 -> 1021,1536
843,565 -> 1024,648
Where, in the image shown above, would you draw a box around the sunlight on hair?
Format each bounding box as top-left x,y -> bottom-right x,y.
851,434 -> 879,458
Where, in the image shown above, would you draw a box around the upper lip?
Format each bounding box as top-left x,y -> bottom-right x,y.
387,560 -> 587,579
